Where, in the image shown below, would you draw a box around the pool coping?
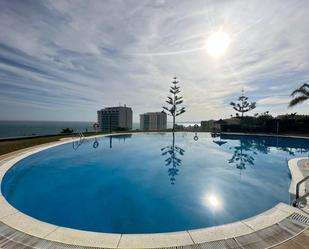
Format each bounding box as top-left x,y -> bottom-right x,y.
0,132 -> 308,248
288,157 -> 308,196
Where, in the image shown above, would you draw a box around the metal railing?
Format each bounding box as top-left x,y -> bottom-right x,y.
72,132 -> 85,150
293,175 -> 309,208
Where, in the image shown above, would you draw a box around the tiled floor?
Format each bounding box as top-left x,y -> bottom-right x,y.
272,228 -> 309,249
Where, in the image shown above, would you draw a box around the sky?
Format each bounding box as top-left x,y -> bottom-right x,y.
0,0 -> 308,122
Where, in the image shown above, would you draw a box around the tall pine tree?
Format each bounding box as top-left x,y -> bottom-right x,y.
163,77 -> 186,130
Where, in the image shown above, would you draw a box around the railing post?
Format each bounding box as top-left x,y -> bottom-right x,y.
294,175 -> 309,207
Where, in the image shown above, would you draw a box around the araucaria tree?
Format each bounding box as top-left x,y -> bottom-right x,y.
163,77 -> 186,130
230,90 -> 256,118
289,83 -> 309,107
161,134 -> 185,185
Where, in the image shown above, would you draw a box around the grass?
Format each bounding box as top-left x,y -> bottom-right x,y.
0,136 -> 65,156
0,130 -> 146,156
0,132 -> 108,156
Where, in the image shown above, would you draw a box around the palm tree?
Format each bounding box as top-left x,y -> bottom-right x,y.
289,83 -> 309,107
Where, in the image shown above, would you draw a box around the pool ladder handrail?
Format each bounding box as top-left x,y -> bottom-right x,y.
293,175 -> 309,208
72,132 -> 85,150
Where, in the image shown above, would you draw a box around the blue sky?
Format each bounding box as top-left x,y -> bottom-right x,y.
0,0 -> 308,122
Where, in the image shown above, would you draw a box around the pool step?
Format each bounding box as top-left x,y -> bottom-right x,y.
0,213 -> 308,249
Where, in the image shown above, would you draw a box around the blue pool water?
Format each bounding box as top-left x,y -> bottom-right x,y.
1,133 -> 309,233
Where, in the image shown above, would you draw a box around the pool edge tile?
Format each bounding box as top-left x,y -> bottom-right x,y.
117,231 -> 194,248
0,211 -> 59,238
242,204 -> 291,231
276,202 -> 309,217
45,227 -> 121,248
0,201 -> 19,219
288,157 -> 308,195
188,221 -> 254,244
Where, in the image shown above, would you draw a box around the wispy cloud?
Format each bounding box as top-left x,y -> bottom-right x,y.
257,96 -> 290,106
0,0 -> 308,121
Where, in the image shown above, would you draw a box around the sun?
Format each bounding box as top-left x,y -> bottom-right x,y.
206,31 -> 231,57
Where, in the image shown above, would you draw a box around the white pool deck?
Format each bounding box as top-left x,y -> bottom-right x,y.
0,133 -> 308,248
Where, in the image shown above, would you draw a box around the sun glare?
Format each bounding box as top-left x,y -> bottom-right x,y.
204,193 -> 222,209
206,31 -> 231,57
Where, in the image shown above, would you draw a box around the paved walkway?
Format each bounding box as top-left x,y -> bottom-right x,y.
272,228 -> 309,249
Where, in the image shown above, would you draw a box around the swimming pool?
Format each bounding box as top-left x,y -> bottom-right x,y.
1,132 -> 309,234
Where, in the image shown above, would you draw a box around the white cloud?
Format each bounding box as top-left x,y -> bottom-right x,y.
257,96 -> 290,106
0,0 -> 308,121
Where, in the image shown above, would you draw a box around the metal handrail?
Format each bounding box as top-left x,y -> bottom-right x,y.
296,175 -> 309,199
293,175 -> 309,207
72,132 -> 85,150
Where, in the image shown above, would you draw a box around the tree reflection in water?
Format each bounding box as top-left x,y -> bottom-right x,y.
161,132 -> 185,185
224,134 -> 309,173
228,141 -> 256,172
224,136 -> 261,173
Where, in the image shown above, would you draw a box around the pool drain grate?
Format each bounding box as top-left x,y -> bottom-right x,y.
289,212 -> 309,225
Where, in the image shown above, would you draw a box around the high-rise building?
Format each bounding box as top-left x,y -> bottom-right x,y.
97,106 -> 132,131
140,112 -> 167,131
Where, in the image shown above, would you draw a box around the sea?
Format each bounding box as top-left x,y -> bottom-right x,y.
0,121 -> 199,139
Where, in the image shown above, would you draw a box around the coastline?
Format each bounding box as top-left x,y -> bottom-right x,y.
0,120 -> 200,139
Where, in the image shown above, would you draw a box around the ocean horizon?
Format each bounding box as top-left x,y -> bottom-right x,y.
0,120 -> 200,139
